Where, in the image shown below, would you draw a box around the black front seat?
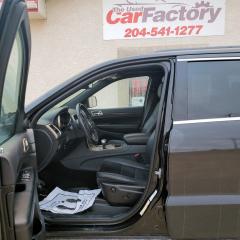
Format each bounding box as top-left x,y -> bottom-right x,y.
140,80 -> 162,134
97,131 -> 155,206
107,81 -> 162,145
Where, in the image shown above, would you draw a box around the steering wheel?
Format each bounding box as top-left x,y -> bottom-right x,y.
76,103 -> 99,144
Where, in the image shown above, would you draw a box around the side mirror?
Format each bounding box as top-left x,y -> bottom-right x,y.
88,95 -> 97,108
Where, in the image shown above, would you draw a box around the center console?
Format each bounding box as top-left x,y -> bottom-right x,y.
89,139 -> 123,151
89,133 -> 149,152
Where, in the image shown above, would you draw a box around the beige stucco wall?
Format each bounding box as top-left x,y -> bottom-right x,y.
26,0 -> 240,104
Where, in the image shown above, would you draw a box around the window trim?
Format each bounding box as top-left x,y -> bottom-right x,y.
178,57 -> 240,62
174,116 -> 240,125
0,26 -> 26,145
172,61 -> 188,121
173,57 -> 240,122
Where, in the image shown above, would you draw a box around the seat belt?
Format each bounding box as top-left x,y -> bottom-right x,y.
140,87 -> 159,130
140,86 -> 155,130
141,75 -> 164,130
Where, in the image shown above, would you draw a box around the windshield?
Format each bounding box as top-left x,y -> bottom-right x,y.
53,88 -> 85,108
52,80 -> 100,109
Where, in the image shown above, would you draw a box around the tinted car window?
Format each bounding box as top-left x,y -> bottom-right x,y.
187,61 -> 240,120
0,31 -> 23,144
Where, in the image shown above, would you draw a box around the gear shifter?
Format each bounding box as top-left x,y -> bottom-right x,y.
101,139 -> 107,149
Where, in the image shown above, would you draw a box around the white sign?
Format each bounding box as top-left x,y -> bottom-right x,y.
103,0 -> 225,40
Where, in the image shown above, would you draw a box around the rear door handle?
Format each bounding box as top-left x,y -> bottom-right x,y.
91,110 -> 103,117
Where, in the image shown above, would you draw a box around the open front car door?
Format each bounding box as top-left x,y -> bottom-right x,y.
0,0 -> 45,239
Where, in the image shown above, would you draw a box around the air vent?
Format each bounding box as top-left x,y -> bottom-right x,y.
46,124 -> 61,138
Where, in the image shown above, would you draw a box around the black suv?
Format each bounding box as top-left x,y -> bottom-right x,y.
1,1 -> 240,239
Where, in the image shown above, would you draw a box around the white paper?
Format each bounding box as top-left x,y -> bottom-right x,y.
39,187 -> 101,214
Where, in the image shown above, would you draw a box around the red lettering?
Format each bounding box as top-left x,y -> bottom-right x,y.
133,12 -> 143,23
121,12 -> 133,24
106,10 -> 120,24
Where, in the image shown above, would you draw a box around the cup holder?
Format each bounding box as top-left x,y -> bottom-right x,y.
114,143 -> 122,148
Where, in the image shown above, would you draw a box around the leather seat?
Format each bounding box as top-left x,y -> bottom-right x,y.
107,81 -> 162,145
97,81 -> 162,206
141,82 -> 162,134
97,132 -> 155,206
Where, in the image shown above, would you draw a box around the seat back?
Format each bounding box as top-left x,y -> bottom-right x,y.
143,130 -> 156,164
141,82 -> 162,134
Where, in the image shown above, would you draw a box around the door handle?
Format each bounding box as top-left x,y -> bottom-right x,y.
23,138 -> 29,153
91,110 -> 103,117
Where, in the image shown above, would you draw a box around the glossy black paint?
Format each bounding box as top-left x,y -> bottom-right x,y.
22,44 -> 240,239
167,120 -> 240,239
166,55 -> 240,239
2,1 -> 240,237
29,51 -> 240,239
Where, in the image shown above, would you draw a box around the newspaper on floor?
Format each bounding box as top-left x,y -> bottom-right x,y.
39,187 -> 101,214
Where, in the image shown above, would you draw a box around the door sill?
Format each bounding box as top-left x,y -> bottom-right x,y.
42,198 -> 130,225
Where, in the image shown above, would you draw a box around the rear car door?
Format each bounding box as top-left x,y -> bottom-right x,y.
166,54 -> 240,239
0,1 -> 45,239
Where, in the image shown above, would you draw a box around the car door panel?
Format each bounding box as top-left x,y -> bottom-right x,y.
167,121 -> 240,239
166,56 -> 240,239
0,1 -> 45,239
90,107 -> 143,138
1,131 -> 45,240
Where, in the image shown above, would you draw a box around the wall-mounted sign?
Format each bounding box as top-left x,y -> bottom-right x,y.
26,0 -> 47,19
0,0 -> 46,19
103,0 -> 225,40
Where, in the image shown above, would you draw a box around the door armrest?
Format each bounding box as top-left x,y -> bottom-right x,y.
123,133 -> 149,145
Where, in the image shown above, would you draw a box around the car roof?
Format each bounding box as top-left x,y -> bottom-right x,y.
141,45 -> 240,58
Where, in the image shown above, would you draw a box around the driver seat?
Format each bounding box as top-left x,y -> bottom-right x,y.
97,131 -> 155,206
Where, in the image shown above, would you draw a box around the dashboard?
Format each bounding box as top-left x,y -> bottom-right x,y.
34,107 -> 83,171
